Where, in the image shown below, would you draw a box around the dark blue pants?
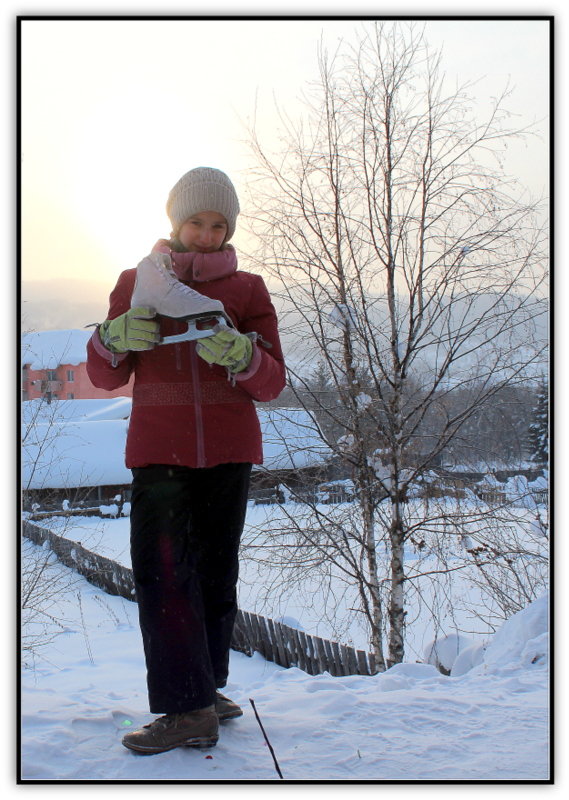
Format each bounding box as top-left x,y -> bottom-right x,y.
130,462 -> 252,714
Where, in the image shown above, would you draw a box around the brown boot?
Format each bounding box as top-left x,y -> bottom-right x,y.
122,705 -> 218,754
215,691 -> 243,721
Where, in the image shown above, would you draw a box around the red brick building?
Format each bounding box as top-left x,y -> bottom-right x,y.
22,330 -> 134,401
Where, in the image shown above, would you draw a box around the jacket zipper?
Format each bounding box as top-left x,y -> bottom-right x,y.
189,343 -> 206,467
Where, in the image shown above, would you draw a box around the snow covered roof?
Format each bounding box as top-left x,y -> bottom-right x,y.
22,419 -> 131,490
22,403 -> 332,489
260,407 -> 331,470
22,329 -> 92,369
22,397 -> 132,424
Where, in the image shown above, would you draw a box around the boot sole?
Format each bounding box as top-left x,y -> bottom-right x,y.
218,709 -> 243,722
122,734 -> 219,755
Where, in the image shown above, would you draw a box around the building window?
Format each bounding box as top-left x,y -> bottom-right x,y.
67,370 -> 74,382
46,370 -> 58,381
67,393 -> 75,399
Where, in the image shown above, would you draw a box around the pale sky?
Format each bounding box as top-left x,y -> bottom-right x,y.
20,17 -> 550,321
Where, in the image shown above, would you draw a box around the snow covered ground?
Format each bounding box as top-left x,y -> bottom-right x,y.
20,534 -> 550,783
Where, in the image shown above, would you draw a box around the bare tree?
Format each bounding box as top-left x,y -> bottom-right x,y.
21,536 -> 83,667
244,22 -> 548,668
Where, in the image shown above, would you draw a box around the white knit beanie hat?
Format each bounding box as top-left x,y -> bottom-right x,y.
166,167 -> 240,241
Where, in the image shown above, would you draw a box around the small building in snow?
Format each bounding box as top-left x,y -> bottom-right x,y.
21,329 -> 134,401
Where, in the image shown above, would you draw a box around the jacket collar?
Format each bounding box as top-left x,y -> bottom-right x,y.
152,240 -> 238,283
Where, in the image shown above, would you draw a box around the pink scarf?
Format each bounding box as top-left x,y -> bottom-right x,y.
152,240 -> 238,283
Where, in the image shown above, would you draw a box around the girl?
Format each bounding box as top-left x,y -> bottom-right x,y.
86,167 -> 286,753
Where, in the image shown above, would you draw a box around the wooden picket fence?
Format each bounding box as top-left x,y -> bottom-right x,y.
22,520 -> 381,678
231,609 -> 380,676
22,520 -> 136,600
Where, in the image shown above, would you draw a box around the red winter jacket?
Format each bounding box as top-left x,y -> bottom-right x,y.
86,243 -> 286,469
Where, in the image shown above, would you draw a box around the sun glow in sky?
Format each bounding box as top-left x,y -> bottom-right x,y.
21,18 -> 549,300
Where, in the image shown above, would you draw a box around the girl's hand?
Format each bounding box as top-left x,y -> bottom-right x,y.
196,328 -> 253,373
99,307 -> 160,353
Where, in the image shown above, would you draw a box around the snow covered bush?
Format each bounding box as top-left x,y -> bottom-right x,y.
480,593 -> 549,673
450,593 -> 549,679
423,633 -> 472,675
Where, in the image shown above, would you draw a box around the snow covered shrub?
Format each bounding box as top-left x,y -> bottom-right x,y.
450,594 -> 548,677
481,593 -> 549,673
423,632 -> 472,675
450,641 -> 487,677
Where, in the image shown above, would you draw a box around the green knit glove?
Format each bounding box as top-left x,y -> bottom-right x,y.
196,328 -> 253,373
99,307 -> 160,353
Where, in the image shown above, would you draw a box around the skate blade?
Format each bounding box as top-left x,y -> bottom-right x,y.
159,313 -> 233,345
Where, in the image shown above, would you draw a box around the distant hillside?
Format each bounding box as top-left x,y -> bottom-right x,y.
22,279 -> 111,333
21,279 -> 548,383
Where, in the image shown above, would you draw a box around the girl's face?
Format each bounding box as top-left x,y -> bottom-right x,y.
177,211 -> 228,253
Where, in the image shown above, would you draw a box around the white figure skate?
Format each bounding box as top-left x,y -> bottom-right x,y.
131,252 -> 233,346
